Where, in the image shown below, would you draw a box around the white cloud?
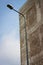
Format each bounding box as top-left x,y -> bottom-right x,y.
0,30 -> 20,65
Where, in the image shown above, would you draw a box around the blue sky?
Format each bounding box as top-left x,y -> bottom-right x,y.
0,0 -> 27,65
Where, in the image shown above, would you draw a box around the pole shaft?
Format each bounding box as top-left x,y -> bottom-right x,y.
24,17 -> 29,65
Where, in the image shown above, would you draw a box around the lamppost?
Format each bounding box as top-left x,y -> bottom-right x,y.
7,4 -> 29,65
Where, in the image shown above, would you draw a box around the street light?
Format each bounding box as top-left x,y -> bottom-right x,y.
7,4 -> 29,65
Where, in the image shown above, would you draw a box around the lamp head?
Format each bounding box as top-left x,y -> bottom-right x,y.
7,4 -> 13,10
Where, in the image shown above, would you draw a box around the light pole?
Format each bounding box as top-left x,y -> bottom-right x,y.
7,4 -> 29,65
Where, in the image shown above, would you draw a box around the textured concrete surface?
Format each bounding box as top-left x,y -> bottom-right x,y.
19,0 -> 43,65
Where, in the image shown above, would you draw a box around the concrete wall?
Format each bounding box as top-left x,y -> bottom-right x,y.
19,0 -> 43,65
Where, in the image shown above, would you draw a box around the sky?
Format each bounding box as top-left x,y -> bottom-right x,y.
0,0 -> 27,65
